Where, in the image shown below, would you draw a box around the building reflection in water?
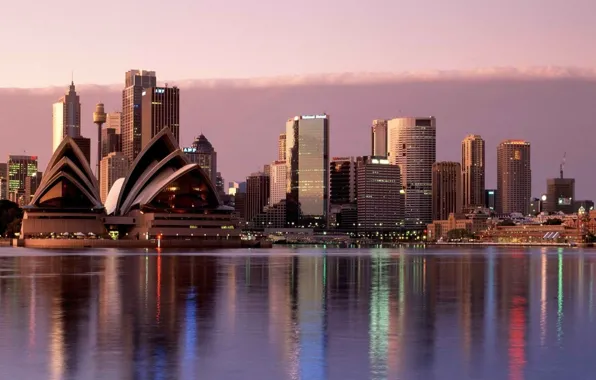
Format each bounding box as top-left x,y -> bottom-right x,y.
2,249 -> 596,378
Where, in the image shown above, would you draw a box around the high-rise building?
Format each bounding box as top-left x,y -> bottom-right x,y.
141,86 -> 180,149
497,140 -> 531,215
72,136 -> 91,164
7,155 -> 38,204
52,81 -> 81,152
286,114 -> 330,226
245,172 -> 270,224
278,133 -> 286,161
545,178 -> 575,214
485,189 -> 499,212
183,134 -> 217,186
105,112 -> 122,133
269,160 -> 287,206
357,156 -> 403,231
387,117 -> 436,227
371,119 -> 388,157
461,135 -> 485,210
101,127 -> 121,158
215,172 -> 225,195
122,70 -> 157,163
24,172 -> 43,205
228,182 -> 241,196
0,163 -> 7,200
330,157 -> 358,206
432,162 -> 462,221
100,152 -> 130,203
263,164 -> 271,177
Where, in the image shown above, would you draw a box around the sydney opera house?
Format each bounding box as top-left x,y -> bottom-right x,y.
21,129 -> 239,244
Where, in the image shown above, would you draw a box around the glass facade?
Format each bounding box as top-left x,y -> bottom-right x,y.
286,115 -> 329,225
7,155 -> 38,202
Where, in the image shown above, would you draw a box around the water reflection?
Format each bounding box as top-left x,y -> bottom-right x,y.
1,248 -> 596,379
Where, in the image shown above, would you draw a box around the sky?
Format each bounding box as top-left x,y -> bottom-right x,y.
1,0 -> 595,87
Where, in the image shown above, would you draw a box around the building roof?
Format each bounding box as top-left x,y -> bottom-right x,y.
111,128 -> 221,215
27,137 -> 103,210
191,134 -> 214,153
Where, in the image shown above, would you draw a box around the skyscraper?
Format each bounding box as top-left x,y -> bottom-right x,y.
245,172 -> 270,224
7,155 -> 38,205
24,172 -> 43,205
122,70 -> 157,163
52,81 -> 81,152
432,162 -> 462,221
100,152 -> 130,203
101,127 -> 121,158
387,117 -> 436,227
286,114 -> 330,226
269,160 -> 287,206
371,119 -> 388,157
183,134 -> 217,186
72,136 -> 91,164
461,135 -> 485,210
278,133 -> 286,161
497,140 -> 531,215
357,156 -> 403,231
0,163 -> 7,200
545,178 -> 575,214
141,86 -> 180,149
106,112 -> 122,133
330,157 -> 358,206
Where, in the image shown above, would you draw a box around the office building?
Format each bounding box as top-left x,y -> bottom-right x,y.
0,163 -> 6,200
497,140 -> 531,215
106,112 -> 122,133
215,172 -> 224,195
371,119 -> 388,156
269,160 -> 287,206
52,81 -> 81,152
101,127 -> 121,159
357,156 -> 403,231
485,189 -> 499,212
264,164 -> 271,177
72,136 -> 91,164
546,178 -> 575,214
24,172 -> 43,205
100,152 -> 130,203
245,172 -> 270,224
141,86 -> 180,149
330,157 -> 358,206
529,197 -> 542,216
387,117 -> 436,227
286,114 -> 330,226
183,134 -> 217,186
278,133 -> 286,161
122,70 -> 157,163
432,162 -> 462,221
7,155 -> 38,204
461,135 -> 485,210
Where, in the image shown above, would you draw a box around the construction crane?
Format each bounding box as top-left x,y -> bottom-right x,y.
560,152 -> 566,179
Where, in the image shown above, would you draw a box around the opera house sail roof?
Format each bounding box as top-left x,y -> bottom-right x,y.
27,137 -> 103,211
108,128 -> 225,216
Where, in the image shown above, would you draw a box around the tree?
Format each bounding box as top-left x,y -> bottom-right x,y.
498,219 -> 516,226
0,200 -> 22,237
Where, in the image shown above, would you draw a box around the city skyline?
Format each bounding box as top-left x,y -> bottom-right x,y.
0,74 -> 594,199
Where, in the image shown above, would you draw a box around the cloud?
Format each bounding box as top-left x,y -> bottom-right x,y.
5,66 -> 596,93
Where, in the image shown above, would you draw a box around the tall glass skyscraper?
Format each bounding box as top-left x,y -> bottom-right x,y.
461,135 -> 485,210
387,117 -> 436,228
52,81 -> 81,153
122,70 -> 156,163
286,114 -> 330,227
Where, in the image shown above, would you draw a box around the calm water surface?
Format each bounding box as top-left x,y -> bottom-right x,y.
0,246 -> 595,379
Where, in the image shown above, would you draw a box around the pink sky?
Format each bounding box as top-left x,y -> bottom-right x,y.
1,0 -> 595,87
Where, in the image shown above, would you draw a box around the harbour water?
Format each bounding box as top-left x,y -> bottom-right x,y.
0,246 -> 595,379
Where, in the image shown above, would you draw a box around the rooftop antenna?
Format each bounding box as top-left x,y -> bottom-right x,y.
560,152 -> 566,179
